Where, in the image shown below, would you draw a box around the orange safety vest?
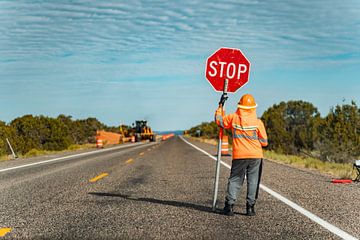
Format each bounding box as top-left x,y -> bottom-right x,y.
215,106 -> 268,159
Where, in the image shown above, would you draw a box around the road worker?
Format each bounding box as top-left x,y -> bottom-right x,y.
215,94 -> 268,216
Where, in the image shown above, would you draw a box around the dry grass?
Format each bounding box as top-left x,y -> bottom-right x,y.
24,144 -> 95,158
24,149 -> 55,157
264,151 -> 356,179
0,155 -> 11,161
0,143 -> 95,160
186,136 -> 356,179
185,135 -> 218,146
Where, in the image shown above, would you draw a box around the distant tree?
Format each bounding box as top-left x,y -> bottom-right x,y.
318,101 -> 360,163
9,115 -> 73,153
0,114 -> 122,156
10,115 -> 43,153
40,116 -> 72,151
0,120 -> 18,156
71,117 -> 106,144
0,121 -> 9,156
261,101 -> 321,155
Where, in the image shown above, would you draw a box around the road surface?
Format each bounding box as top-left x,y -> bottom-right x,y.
0,137 -> 359,239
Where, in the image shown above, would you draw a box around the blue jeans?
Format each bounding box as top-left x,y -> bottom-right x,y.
225,159 -> 261,206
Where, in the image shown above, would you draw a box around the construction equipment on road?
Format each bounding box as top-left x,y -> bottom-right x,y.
132,120 -> 156,142
95,121 -> 155,147
96,130 -> 121,146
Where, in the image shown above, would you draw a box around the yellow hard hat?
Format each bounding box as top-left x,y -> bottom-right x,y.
238,94 -> 257,109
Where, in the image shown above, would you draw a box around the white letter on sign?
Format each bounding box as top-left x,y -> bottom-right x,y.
227,63 -> 236,79
237,64 -> 247,79
219,62 -> 226,77
209,61 -> 217,77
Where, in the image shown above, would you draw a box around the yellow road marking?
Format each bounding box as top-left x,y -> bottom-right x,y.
0,228 -> 11,237
139,152 -> 144,156
126,158 -> 134,164
89,173 -> 109,183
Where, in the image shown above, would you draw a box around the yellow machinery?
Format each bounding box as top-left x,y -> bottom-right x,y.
133,120 -> 156,142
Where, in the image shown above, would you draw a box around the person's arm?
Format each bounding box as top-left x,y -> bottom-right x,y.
215,105 -> 232,129
257,120 -> 268,147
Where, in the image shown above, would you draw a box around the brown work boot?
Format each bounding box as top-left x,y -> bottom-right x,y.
224,202 -> 234,216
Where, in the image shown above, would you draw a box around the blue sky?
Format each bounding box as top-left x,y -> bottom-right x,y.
0,0 -> 359,131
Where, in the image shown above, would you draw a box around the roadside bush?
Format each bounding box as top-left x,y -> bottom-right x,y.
1,114 -> 122,157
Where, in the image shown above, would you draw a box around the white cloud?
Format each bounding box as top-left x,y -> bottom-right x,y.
0,0 -> 360,129
1,0 -> 359,66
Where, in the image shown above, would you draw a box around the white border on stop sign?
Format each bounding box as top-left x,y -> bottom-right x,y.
205,47 -> 251,94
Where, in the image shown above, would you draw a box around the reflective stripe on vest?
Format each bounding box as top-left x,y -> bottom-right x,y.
215,115 -> 224,128
232,124 -> 258,131
233,129 -> 268,143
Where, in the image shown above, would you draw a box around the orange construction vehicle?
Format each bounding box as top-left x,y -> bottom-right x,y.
132,120 -> 156,142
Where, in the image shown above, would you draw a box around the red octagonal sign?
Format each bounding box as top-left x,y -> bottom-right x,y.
205,47 -> 251,93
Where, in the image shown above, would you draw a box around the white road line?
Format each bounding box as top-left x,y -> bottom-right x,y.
0,142 -> 146,173
179,136 -> 231,168
179,136 -> 358,240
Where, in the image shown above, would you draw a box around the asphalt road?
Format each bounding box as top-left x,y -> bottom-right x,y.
0,137 -> 359,239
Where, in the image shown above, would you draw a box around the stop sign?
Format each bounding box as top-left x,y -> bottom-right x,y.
205,47 -> 251,93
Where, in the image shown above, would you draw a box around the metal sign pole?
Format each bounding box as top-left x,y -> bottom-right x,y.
6,138 -> 17,159
212,79 -> 228,211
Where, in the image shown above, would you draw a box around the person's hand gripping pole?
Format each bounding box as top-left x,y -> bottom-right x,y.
212,79 -> 229,211
219,92 -> 228,107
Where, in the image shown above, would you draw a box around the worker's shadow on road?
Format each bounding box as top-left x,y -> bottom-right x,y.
88,192 -> 217,214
